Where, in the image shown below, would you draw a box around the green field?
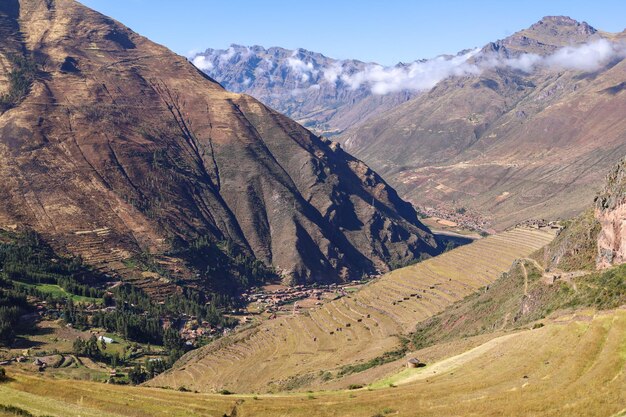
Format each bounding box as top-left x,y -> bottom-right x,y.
19,283 -> 102,304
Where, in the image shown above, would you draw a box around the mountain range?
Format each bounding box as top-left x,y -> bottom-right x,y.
0,2 -> 624,415
197,17 -> 626,230
192,44 -> 420,136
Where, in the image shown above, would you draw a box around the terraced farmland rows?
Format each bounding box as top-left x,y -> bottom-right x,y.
150,228 -> 555,393
2,309 -> 624,417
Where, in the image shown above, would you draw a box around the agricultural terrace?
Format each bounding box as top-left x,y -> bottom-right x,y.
0,309 -> 623,417
149,228 -> 555,393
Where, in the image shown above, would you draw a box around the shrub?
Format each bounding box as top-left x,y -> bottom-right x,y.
0,54 -> 37,111
348,384 -> 364,390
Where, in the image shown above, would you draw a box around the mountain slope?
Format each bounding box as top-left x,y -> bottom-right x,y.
339,17 -> 626,229
0,0 -> 440,291
192,45 -> 418,135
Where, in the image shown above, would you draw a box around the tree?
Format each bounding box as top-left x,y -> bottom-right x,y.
73,335 -> 101,360
0,306 -> 19,346
163,327 -> 185,365
128,363 -> 147,385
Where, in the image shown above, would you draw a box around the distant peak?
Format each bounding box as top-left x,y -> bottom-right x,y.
537,15 -> 581,25
529,15 -> 597,34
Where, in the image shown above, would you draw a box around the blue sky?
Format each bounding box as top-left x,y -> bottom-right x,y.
80,0 -> 626,65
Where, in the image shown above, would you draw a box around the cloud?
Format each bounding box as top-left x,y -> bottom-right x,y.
218,46 -> 237,64
318,39 -> 626,95
193,39 -> 626,97
336,50 -> 481,94
192,55 -> 214,71
322,62 -> 343,83
287,57 -> 314,73
543,39 -> 626,71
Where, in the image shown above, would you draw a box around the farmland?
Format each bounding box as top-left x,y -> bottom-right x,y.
149,228 -> 555,393
0,308 -> 623,417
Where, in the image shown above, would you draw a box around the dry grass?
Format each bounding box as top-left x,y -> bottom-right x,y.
0,309 -> 623,417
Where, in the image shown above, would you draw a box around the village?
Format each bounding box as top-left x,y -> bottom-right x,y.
13,279 -> 371,349
417,205 -> 493,235
240,280 -> 367,318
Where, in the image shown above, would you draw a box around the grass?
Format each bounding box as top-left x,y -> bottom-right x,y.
0,310 -> 623,416
20,284 -> 102,305
410,260 -> 626,351
338,338 -> 408,376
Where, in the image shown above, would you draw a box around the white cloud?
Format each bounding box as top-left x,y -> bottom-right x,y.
317,39 -> 626,95
543,39 -> 625,71
336,49 -> 481,95
287,57 -> 311,72
194,39 -> 626,97
192,55 -> 214,71
322,63 -> 343,83
219,46 -> 236,64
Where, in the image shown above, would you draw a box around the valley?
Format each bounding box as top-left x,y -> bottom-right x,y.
148,227 -> 554,393
0,1 -> 625,416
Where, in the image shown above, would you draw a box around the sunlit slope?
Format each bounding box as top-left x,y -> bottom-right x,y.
149,228 -> 554,393
1,309 -> 624,417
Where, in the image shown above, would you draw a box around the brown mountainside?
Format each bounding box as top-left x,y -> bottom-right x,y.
0,0 -> 440,293
339,17 -> 626,229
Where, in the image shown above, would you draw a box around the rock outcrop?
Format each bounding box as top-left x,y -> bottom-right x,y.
595,158 -> 626,268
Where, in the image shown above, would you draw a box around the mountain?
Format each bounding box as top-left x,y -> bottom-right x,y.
191,45 -> 418,135
0,0 -> 441,294
339,16 -> 626,229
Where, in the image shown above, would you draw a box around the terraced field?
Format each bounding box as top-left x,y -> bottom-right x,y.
150,228 -> 555,393
1,309 -> 624,417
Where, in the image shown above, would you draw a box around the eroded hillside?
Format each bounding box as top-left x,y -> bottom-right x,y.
0,0 -> 440,294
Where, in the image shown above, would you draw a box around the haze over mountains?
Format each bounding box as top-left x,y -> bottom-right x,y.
0,0 -> 440,292
196,17 -> 626,230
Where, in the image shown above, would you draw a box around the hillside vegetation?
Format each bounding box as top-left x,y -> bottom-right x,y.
411,259 -> 626,351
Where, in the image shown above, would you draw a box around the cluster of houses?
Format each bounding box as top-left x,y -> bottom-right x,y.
418,206 -> 493,234
242,282 -> 363,315
178,318 -> 224,345
517,219 -> 563,231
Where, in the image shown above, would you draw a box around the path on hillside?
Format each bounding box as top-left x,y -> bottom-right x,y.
394,332 -> 523,385
521,262 -> 529,296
